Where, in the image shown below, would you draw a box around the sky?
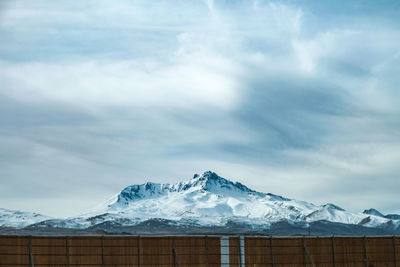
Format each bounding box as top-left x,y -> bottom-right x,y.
0,0 -> 400,218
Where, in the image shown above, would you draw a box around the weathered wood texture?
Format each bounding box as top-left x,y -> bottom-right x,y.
0,235 -> 398,267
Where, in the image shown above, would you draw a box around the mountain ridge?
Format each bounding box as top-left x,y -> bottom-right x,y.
1,171 -> 399,234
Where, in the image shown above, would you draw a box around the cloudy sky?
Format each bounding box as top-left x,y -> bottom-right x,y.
1,0 -> 400,218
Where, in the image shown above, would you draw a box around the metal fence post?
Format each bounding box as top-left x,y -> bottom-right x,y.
363,236 -> 369,267
28,236 -> 34,267
269,236 -> 274,267
303,237 -> 316,267
172,237 -> 180,267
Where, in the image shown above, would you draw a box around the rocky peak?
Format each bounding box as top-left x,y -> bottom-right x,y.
190,171 -> 256,194
363,208 -> 384,217
322,203 -> 345,211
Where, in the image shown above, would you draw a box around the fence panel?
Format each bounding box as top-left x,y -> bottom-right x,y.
0,235 -> 399,267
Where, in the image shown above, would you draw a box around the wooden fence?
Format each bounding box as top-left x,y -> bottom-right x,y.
0,235 -> 399,267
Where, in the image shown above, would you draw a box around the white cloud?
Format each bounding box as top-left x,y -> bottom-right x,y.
1,56 -> 241,110
1,0 -> 400,217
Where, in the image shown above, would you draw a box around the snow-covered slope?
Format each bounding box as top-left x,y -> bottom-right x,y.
363,208 -> 400,220
0,208 -> 51,228
71,171 -> 397,229
1,171 -> 399,231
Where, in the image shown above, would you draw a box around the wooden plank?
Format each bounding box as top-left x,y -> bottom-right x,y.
103,236 -> 139,247
31,237 -> 66,247
245,237 -> 271,265
270,254 -> 307,264
141,254 -> 174,265
103,255 -> 139,265
101,236 -> 104,267
174,236 -> 207,260
140,237 -> 173,255
269,246 -> 304,255
271,238 -> 303,247
334,237 -> 364,246
334,245 -> 365,254
270,236 -> 275,267
302,237 -> 306,267
0,245 -> 29,254
174,236 -> 206,247
31,246 -> 67,255
332,236 -> 336,267
68,246 -> 102,255
368,252 -> 397,263
205,236 -> 209,267
32,254 -> 68,265
0,236 -> 29,246
0,254 -> 30,264
394,236 -> 398,267
137,235 -> 141,267
363,245 -> 396,254
229,237 -> 239,267
102,244 -> 139,254
207,238 -> 221,266
68,237 -> 102,247
334,253 -> 365,264
69,254 -> 103,265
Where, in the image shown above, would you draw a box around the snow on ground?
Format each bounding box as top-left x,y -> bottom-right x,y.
1,171 -> 399,229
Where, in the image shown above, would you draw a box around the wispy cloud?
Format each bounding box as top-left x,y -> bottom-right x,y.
0,0 -> 399,217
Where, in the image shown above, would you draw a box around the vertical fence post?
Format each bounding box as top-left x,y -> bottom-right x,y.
363,236 -> 368,267
66,236 -> 70,267
236,236 -> 245,267
393,236 -> 398,267
238,237 -> 242,267
269,236 -> 274,267
172,237 -> 180,267
331,236 -> 336,267
238,236 -> 247,267
28,236 -> 34,267
172,237 -> 176,267
137,236 -> 141,267
302,237 -> 316,267
302,237 -> 307,267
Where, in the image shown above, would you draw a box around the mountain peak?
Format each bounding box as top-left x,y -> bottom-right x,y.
322,203 -> 345,211
2,172 -> 400,232
114,171 -> 261,207
116,182 -> 170,204
190,171 -> 257,195
363,208 -> 384,217
192,171 -> 224,182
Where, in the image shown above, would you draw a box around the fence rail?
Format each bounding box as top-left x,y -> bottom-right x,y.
0,235 -> 399,267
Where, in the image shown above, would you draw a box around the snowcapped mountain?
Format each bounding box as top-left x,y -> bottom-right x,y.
66,171 -> 398,230
1,171 -> 399,233
0,208 -> 51,228
363,208 -> 400,220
